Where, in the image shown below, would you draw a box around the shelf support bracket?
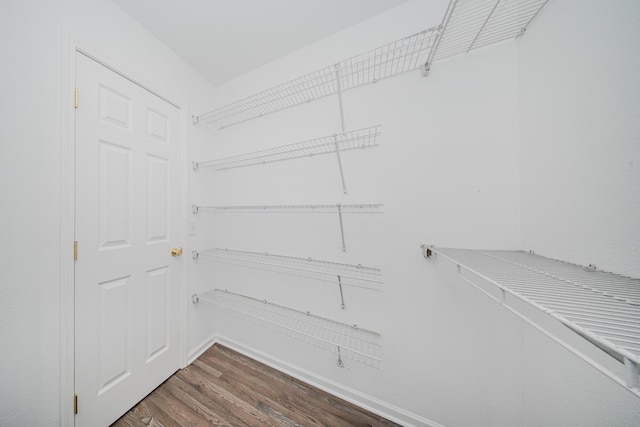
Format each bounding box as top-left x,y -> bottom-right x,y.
336,346 -> 345,368
192,205 -> 199,215
337,203 -> 347,253
332,134 -> 348,195
337,275 -> 346,310
191,294 -> 199,304
625,358 -> 640,389
334,64 -> 346,133
333,63 -> 349,195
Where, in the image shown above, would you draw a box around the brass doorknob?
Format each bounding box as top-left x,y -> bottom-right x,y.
171,247 -> 183,257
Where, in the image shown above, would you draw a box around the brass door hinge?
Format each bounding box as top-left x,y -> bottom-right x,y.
74,393 -> 78,414
74,88 -> 78,109
74,241 -> 78,261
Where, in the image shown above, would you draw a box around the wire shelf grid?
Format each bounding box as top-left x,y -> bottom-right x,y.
425,246 -> 640,388
193,126 -> 381,171
191,203 -> 382,252
192,203 -> 383,214
430,0 -> 549,63
198,248 -> 383,291
198,289 -> 382,368
195,28 -> 439,129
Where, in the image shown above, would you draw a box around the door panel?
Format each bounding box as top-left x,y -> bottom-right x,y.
75,52 -> 181,427
147,155 -> 169,242
146,267 -> 170,362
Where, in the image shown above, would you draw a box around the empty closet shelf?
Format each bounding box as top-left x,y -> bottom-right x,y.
195,289 -> 382,368
424,246 -> 640,387
193,126 -> 380,171
192,203 -> 383,214
195,248 -> 382,291
427,0 -> 550,65
194,27 -> 439,129
191,203 -> 382,253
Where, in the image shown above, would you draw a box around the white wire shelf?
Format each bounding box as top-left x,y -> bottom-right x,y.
423,246 -> 640,390
192,203 -> 383,214
194,289 -> 382,369
194,1 -> 549,129
194,28 -> 439,129
193,126 -> 380,171
194,248 -> 382,309
192,126 -> 381,194
426,0 -> 549,66
191,203 -> 383,252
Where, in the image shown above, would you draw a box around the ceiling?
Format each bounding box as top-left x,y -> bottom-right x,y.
113,0 -> 409,86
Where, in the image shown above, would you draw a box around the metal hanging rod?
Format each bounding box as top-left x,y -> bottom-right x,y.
423,245 -> 640,393
193,289 -> 382,369
425,0 -> 550,69
193,248 -> 383,309
194,27 -> 439,129
192,126 -> 381,195
192,203 -> 383,252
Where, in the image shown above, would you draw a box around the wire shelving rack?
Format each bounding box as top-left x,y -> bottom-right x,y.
194,0 -> 550,129
423,245 -> 640,393
193,289 -> 382,369
192,203 -> 383,252
194,248 -> 382,309
192,126 -> 381,194
194,28 -> 439,129
425,0 -> 549,67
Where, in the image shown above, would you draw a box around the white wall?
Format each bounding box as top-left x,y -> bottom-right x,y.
0,1 -> 214,424
519,0 -> 640,278
190,1 -> 523,426
2,0 -> 639,426
189,1 -> 640,426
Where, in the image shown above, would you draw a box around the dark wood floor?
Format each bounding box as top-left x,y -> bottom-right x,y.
112,344 -> 402,427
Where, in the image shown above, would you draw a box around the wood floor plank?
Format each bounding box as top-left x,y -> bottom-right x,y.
180,362 -> 282,427
204,346 -> 364,427
144,389 -> 193,427
197,350 -> 314,422
112,344 -> 403,427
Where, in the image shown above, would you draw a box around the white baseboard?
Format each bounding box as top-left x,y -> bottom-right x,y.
189,334 -> 445,427
186,333 -> 218,365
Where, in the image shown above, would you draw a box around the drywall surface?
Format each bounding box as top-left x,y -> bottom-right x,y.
189,1 -> 523,425
0,0 -> 214,424
189,0 -> 640,426
517,1 -> 640,423
519,0 -> 640,279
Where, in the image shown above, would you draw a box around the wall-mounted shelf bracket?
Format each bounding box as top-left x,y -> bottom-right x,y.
333,134 -> 348,195
336,346 -> 345,368
626,358 -> 640,389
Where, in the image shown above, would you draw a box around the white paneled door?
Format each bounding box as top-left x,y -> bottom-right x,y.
74,53 -> 182,426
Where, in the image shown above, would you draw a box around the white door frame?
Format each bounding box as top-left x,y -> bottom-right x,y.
59,30 -> 189,426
